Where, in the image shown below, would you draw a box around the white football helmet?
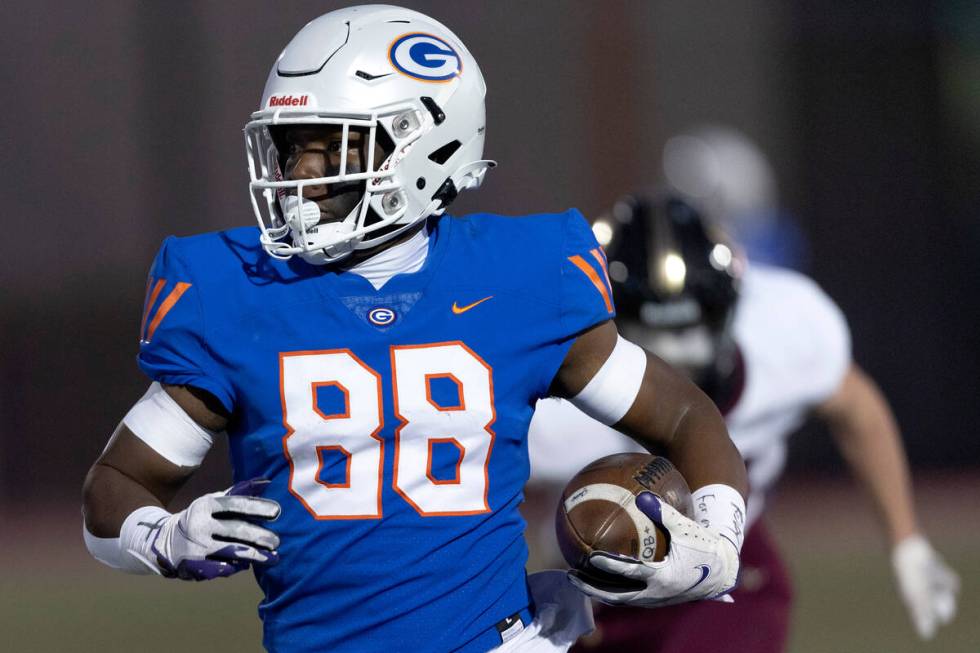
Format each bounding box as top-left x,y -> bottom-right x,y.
661,125 -> 777,240
245,5 -> 494,264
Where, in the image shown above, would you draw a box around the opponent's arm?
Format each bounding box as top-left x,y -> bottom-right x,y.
816,364 -> 959,638
552,319 -> 747,605
82,384 -> 280,580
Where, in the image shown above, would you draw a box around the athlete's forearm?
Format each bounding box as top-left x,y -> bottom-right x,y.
83,423 -> 195,537
655,394 -> 748,500
83,460 -> 167,537
821,365 -> 919,544
617,352 -> 748,500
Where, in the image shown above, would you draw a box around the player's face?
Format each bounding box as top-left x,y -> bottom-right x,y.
281,126 -> 387,224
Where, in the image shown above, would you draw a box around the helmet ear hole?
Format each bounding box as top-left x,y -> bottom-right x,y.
427,140 -> 461,165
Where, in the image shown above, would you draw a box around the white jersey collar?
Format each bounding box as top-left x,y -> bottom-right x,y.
345,227 -> 430,290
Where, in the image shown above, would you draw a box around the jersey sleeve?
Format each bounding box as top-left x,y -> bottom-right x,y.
136,237 -> 236,413
790,275 -> 852,405
559,209 -> 616,337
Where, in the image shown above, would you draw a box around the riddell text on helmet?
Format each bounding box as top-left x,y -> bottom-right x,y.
268,94 -> 311,107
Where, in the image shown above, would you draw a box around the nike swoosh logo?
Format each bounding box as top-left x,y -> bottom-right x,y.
686,565 -> 711,592
637,564 -> 713,607
452,296 -> 494,314
616,565 -> 711,605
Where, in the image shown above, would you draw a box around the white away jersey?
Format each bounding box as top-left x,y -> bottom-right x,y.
528,264 -> 851,527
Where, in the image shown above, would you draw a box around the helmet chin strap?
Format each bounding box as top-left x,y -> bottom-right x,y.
283,196 -> 321,231
283,195 -> 359,265
297,222 -> 356,264
279,160 -> 490,266
286,196 -> 418,266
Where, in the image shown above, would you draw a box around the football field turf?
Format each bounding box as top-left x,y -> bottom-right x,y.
4,475 -> 977,652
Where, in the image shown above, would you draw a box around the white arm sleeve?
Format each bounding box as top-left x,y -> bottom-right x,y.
83,506 -> 171,574
691,484 -> 747,552
123,382 -> 215,467
569,335 -> 647,426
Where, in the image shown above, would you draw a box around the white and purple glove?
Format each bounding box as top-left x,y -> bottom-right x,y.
568,492 -> 740,607
892,535 -> 959,639
129,478 -> 281,581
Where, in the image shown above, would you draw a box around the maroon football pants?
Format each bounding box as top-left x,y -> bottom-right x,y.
573,521 -> 793,653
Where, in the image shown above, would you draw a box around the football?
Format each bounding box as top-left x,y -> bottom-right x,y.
555,453 -> 694,588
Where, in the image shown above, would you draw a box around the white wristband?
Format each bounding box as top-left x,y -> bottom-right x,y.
123,382 -> 215,467
83,505 -> 171,575
570,335 -> 647,426
691,484 -> 746,552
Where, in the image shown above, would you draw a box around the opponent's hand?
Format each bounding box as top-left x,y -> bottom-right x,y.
567,492 -> 740,607
138,478 -> 281,581
892,535 -> 959,639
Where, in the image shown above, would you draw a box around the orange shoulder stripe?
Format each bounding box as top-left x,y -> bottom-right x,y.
568,255 -> 613,314
145,282 -> 192,343
140,278 -> 167,341
589,248 -> 613,296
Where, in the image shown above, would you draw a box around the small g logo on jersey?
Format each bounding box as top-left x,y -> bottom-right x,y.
368,307 -> 397,326
389,33 -> 462,82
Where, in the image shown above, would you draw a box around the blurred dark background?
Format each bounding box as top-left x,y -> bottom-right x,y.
2,0 -> 977,504
1,2 -> 979,651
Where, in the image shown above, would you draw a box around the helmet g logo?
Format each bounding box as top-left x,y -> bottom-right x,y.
389,33 -> 462,82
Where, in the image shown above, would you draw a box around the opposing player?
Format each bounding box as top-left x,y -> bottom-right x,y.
528,195 -> 960,651
81,7 -> 748,652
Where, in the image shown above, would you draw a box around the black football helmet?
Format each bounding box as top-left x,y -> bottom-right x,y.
598,193 -> 743,392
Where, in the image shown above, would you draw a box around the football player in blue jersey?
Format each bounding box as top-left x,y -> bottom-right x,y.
82,6 -> 748,652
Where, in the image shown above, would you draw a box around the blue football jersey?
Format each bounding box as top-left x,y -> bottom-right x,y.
137,210 -> 615,653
